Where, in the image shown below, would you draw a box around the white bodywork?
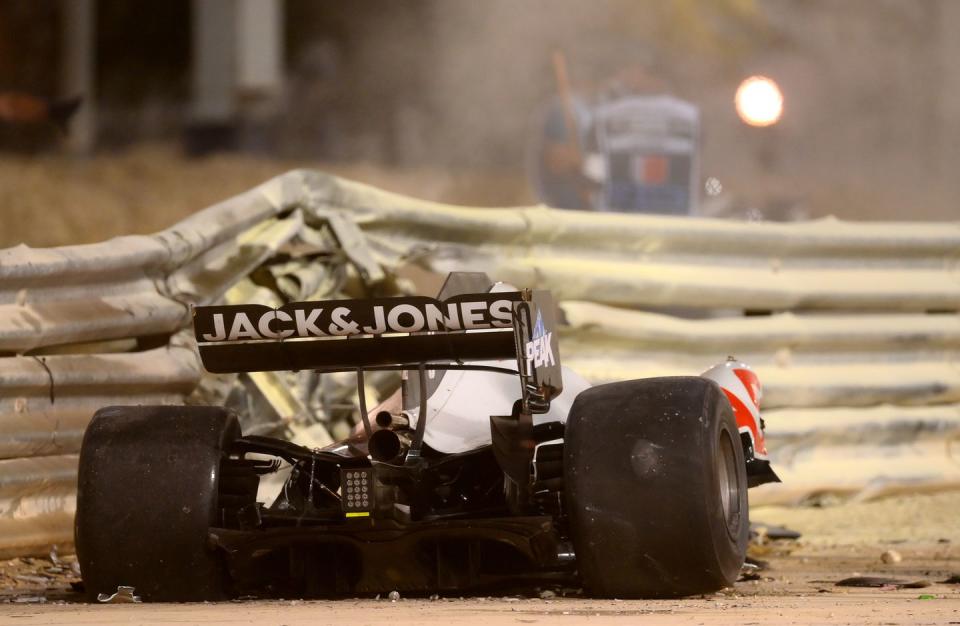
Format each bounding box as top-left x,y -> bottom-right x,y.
700,358 -> 768,459
403,362 -> 593,454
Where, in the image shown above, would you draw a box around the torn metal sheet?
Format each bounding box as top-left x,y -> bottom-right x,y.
322,210 -> 386,285
164,210 -> 306,306
97,586 -> 141,604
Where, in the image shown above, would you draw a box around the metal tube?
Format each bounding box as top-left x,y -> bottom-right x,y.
405,364 -> 429,465
355,368 -> 372,440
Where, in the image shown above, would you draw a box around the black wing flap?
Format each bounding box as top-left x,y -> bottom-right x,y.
197,331 -> 518,374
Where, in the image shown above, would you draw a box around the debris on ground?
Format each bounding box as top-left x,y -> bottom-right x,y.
745,555 -> 770,571
14,575 -> 50,585
835,576 -> 930,589
96,586 -> 142,604
738,562 -> 763,582
10,595 -> 46,604
751,523 -> 802,542
388,590 -> 401,602
0,552 -> 81,598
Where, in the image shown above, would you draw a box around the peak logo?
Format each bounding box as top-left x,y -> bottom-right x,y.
525,311 -> 555,370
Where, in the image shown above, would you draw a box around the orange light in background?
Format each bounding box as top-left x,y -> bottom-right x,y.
735,76 -> 783,127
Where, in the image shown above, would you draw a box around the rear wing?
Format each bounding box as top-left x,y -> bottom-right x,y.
193,289 -> 562,401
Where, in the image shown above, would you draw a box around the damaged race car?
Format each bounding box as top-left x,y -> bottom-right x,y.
75,273 -> 778,601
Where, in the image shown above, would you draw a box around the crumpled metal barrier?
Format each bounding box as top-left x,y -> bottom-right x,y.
0,455 -> 77,559
1,168 -> 958,555
753,404 -> 960,506
556,303 -> 960,409
308,172 -> 960,311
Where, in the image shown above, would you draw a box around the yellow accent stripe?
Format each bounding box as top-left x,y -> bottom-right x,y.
345,512 -> 370,518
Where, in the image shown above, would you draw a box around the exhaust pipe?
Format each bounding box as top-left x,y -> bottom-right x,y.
375,411 -> 409,429
368,429 -> 407,463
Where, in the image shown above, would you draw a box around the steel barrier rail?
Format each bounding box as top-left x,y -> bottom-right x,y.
0,211 -> 306,355
558,302 -> 960,352
0,455 -> 77,559
0,173 -> 313,355
554,303 -> 960,408
562,357 -> 960,409
306,174 -> 960,311
306,171 -> 960,260
3,170 -> 957,356
0,394 -> 184,459
752,404 -> 960,505
0,346 -> 200,398
0,346 -> 201,462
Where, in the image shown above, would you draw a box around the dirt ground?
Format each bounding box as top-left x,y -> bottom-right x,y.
0,145 -> 534,249
3,143 -> 954,252
1,492 -> 958,625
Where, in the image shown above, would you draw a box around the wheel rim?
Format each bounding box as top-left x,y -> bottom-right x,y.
717,429 -> 742,536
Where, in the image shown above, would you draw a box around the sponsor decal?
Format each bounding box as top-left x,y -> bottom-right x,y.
194,294 -> 519,342
525,310 -> 555,370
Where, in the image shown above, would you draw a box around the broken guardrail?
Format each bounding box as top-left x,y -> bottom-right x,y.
1,169 -> 958,556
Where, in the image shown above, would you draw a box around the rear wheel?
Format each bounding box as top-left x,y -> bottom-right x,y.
564,376 -> 748,598
75,405 -> 240,602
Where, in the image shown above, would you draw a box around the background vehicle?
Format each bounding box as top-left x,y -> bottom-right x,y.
75,274 -> 776,601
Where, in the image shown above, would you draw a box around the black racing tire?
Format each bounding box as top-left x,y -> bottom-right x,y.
75,405 -> 241,602
564,376 -> 749,598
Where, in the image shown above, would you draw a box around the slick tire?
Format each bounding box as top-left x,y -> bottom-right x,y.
564,376 -> 749,598
75,405 -> 240,602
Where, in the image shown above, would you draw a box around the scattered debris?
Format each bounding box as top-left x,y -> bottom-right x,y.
538,589 -> 557,599
880,549 -> 902,564
11,595 -> 47,604
751,523 -> 802,541
745,555 -> 770,571
14,575 -> 50,585
917,594 -> 936,600
96,585 -> 142,604
0,552 -> 82,598
739,561 -> 762,582
835,577 -> 930,589
388,590 -> 401,602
